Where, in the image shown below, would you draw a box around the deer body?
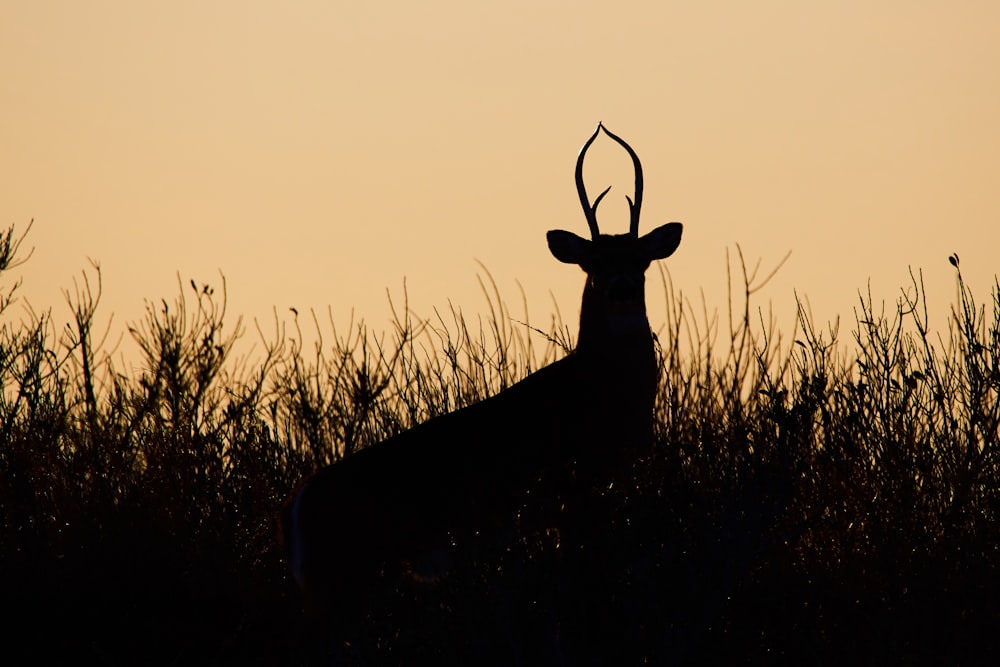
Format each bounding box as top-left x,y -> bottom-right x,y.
281,124 -> 683,623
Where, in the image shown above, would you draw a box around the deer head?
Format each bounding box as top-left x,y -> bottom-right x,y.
547,124 -> 683,356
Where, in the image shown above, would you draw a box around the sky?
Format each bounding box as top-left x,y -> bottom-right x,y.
2,1 -> 998,368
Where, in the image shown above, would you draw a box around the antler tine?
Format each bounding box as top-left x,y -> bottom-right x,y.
575,124 -> 610,240
599,125 -> 644,237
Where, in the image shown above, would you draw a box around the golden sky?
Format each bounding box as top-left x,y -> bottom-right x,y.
3,1 -> 998,364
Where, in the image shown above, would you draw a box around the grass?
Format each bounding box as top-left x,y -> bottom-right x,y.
2,221 -> 998,664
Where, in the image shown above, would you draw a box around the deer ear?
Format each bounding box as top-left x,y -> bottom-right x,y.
640,222 -> 683,261
547,229 -> 591,265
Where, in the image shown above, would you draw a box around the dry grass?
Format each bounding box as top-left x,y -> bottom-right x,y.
2,222 -> 997,664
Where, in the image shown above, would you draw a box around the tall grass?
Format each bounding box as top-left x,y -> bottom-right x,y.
1,222 -> 997,664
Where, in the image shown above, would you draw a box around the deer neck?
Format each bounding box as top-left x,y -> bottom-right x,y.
574,280 -> 658,392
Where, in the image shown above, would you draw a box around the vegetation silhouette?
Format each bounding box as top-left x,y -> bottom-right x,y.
1,224 -> 998,661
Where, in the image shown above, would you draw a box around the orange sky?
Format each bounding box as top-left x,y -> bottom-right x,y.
2,1 -> 998,367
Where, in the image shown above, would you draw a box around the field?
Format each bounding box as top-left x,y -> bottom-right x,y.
2,223 -> 998,665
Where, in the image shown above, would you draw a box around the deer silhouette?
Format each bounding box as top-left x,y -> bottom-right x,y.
281,124 -> 683,629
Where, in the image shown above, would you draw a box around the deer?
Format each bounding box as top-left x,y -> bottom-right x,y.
280,124 -> 683,632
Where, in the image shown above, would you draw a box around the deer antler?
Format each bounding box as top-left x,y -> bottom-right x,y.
599,125 -> 644,237
575,123 -> 645,239
575,124 -> 612,240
